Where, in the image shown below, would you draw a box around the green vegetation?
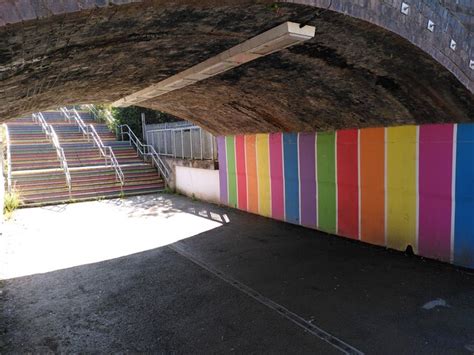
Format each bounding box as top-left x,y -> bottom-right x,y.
87,104 -> 118,135
110,106 -> 180,140
4,189 -> 21,218
86,104 -> 181,141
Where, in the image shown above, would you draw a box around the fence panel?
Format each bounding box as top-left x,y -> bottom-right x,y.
145,124 -> 216,160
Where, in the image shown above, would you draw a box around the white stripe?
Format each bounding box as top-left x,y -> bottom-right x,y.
225,137 -> 230,204
357,129 -> 362,240
243,136 -> 248,211
234,136 -> 238,208
297,133 -> 302,226
384,128 -> 388,246
315,133 -> 319,229
281,134 -> 286,221
268,135 -> 272,218
415,126 -> 420,253
255,135 -> 260,214
450,124 -> 457,263
335,132 -> 338,234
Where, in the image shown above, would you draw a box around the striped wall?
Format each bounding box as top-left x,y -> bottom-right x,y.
217,124 -> 474,269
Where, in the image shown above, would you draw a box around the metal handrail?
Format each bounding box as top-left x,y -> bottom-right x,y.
2,124 -> 12,192
89,124 -> 124,186
60,107 -> 124,186
119,124 -> 171,185
33,113 -> 71,192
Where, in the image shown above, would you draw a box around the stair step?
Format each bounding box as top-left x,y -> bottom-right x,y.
16,173 -> 161,191
21,188 -> 164,207
7,110 -> 167,207
21,183 -> 165,202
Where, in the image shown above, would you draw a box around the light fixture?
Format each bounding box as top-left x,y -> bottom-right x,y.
113,21 -> 315,107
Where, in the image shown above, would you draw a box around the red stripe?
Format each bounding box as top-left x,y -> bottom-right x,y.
337,129 -> 359,239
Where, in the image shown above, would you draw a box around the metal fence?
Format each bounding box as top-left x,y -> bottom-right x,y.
145,124 -> 217,161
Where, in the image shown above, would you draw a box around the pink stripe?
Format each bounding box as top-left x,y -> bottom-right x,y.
235,135 -> 247,210
270,133 -> 284,220
418,124 -> 453,262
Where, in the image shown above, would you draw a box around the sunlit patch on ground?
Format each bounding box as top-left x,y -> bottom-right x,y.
0,194 -> 227,279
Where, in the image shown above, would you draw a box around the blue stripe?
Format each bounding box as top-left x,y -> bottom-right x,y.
454,124 -> 474,268
283,133 -> 299,224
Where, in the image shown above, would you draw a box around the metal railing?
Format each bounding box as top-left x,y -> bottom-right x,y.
120,124 -> 171,185
32,112 -> 71,193
145,125 -> 217,161
2,124 -> 12,192
60,107 -> 124,186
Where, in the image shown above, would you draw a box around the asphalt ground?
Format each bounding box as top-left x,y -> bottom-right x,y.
1,194 -> 473,354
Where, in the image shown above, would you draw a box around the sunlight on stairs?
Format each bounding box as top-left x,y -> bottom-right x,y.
6,110 -> 165,207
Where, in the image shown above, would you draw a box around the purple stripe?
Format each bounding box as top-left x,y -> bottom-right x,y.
299,133 -> 317,228
418,124 -> 453,262
217,136 -> 228,204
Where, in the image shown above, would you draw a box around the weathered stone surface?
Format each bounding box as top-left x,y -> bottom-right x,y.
0,0 -> 472,134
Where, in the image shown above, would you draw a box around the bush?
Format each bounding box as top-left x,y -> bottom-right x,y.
110,106 -> 181,140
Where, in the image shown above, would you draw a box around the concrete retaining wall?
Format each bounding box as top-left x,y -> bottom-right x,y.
175,166 -> 220,204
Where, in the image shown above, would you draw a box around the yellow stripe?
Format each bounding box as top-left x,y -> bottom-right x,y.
256,134 -> 271,217
386,126 -> 417,252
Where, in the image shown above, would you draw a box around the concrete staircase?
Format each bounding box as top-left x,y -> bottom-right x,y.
6,110 -> 165,207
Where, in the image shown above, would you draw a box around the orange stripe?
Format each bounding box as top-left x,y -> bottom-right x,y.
245,135 -> 259,214
360,128 -> 385,246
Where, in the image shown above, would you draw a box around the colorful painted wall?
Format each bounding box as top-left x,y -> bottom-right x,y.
217,124 -> 474,269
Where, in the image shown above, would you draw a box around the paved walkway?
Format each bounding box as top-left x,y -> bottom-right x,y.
1,194 -> 474,353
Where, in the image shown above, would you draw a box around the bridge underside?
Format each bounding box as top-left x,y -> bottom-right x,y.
0,1 -> 473,135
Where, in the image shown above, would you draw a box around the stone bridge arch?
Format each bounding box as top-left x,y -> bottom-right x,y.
0,0 -> 472,133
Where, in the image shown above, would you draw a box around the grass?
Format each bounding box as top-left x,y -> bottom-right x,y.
4,189 -> 21,219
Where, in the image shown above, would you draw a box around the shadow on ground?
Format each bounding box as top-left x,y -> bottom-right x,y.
1,194 -> 474,353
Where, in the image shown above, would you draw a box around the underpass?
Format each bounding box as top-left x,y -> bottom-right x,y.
0,0 -> 473,352
1,194 -> 474,353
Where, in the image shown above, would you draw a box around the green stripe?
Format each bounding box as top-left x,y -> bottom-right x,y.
226,136 -> 237,207
317,132 -> 336,233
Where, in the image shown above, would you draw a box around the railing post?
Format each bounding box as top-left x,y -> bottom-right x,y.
141,113 -> 146,143
174,131 -> 176,158
190,129 -> 193,159
150,133 -> 155,158
200,128 -> 203,160
211,134 -> 215,161
181,130 -> 184,159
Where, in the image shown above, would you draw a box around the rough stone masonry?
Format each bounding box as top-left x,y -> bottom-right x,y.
0,0 -> 472,134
